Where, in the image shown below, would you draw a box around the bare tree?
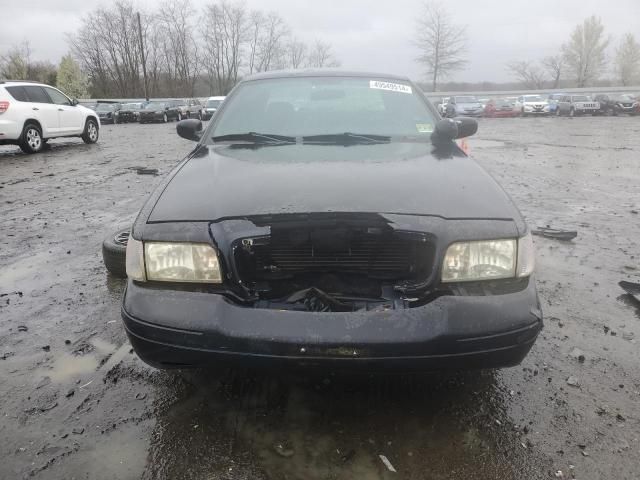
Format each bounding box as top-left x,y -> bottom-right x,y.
247,10 -> 289,74
202,1 -> 246,95
157,0 -> 200,96
69,0 -> 151,97
614,33 -> 640,86
542,55 -> 563,89
506,61 -> 546,89
306,40 -> 340,68
1,41 -> 57,84
414,1 -> 467,91
287,37 -> 307,69
0,41 -> 31,79
562,16 -> 609,87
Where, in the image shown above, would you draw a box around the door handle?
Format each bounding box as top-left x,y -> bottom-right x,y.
58,108 -> 64,111
32,107 -> 39,111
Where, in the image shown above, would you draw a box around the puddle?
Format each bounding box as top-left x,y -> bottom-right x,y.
42,353 -> 99,383
38,422 -> 149,480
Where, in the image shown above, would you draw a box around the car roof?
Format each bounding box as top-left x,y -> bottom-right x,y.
0,80 -> 47,86
242,69 -> 411,83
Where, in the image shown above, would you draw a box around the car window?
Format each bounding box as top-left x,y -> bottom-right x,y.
210,76 -> 437,140
5,86 -> 29,102
44,87 -> 71,105
23,86 -> 52,104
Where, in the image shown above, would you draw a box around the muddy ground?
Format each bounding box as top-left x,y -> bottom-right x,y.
1,116 -> 639,480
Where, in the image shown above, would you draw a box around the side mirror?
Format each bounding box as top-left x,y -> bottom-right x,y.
71,98 -> 79,106
431,117 -> 478,146
177,119 -> 203,142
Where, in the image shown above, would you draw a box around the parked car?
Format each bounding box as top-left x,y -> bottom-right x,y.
477,97 -> 491,109
95,102 -> 122,124
182,98 -> 204,119
202,96 -> 225,120
119,70 -> 541,370
593,94 -> 639,116
172,99 -> 190,121
547,93 -> 566,114
556,95 -> 599,116
138,101 -> 181,123
0,80 -> 99,153
118,102 -> 144,123
484,98 -> 518,118
446,96 -> 484,117
514,95 -> 550,116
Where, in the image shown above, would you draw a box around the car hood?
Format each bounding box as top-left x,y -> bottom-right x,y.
148,142 -> 522,222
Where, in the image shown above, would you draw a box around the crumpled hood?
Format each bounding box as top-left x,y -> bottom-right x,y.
148,142 -> 522,222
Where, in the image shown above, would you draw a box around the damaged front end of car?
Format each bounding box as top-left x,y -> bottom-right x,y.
228,213 -> 436,312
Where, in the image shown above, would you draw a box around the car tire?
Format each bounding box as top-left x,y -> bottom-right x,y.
102,229 -> 129,278
163,113 -> 168,123
18,122 -> 44,154
81,118 -> 99,144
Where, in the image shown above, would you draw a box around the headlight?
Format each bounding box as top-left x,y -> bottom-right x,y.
441,233 -> 535,282
145,242 -> 222,283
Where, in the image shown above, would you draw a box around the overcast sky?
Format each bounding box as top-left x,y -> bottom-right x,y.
1,0 -> 638,83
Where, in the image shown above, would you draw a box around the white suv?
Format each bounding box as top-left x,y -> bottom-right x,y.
0,81 -> 100,153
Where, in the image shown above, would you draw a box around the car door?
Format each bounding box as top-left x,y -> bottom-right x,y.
23,85 -> 60,136
44,87 -> 84,134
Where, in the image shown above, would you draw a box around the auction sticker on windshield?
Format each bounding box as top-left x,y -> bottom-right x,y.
369,80 -> 412,94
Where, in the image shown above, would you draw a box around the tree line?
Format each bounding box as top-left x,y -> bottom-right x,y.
1,0 -> 340,99
415,2 -> 640,91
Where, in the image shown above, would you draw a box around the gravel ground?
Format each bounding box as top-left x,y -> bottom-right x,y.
0,116 -> 639,479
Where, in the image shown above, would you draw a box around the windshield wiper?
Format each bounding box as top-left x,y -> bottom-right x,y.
212,132 -> 296,145
302,132 -> 391,145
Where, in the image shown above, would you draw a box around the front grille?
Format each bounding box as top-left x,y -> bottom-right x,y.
260,239 -> 411,274
237,231 -> 433,282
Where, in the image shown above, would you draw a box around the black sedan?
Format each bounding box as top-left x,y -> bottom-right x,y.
138,101 -> 181,123
95,102 -> 122,124
122,70 -> 542,370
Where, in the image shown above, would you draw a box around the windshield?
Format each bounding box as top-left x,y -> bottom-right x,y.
144,102 -> 165,110
454,96 -> 478,103
523,95 -> 544,102
96,104 -> 114,112
209,77 -> 436,142
572,95 -> 590,101
614,94 -> 634,101
206,99 -> 222,108
122,103 -> 141,110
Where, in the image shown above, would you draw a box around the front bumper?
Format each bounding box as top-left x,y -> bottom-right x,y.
523,106 -> 549,114
122,278 -> 543,370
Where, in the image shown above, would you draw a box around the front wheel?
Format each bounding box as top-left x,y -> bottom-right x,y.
19,123 -> 44,153
81,118 -> 99,144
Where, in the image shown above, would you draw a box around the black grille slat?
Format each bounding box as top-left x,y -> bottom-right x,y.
250,234 -> 419,275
